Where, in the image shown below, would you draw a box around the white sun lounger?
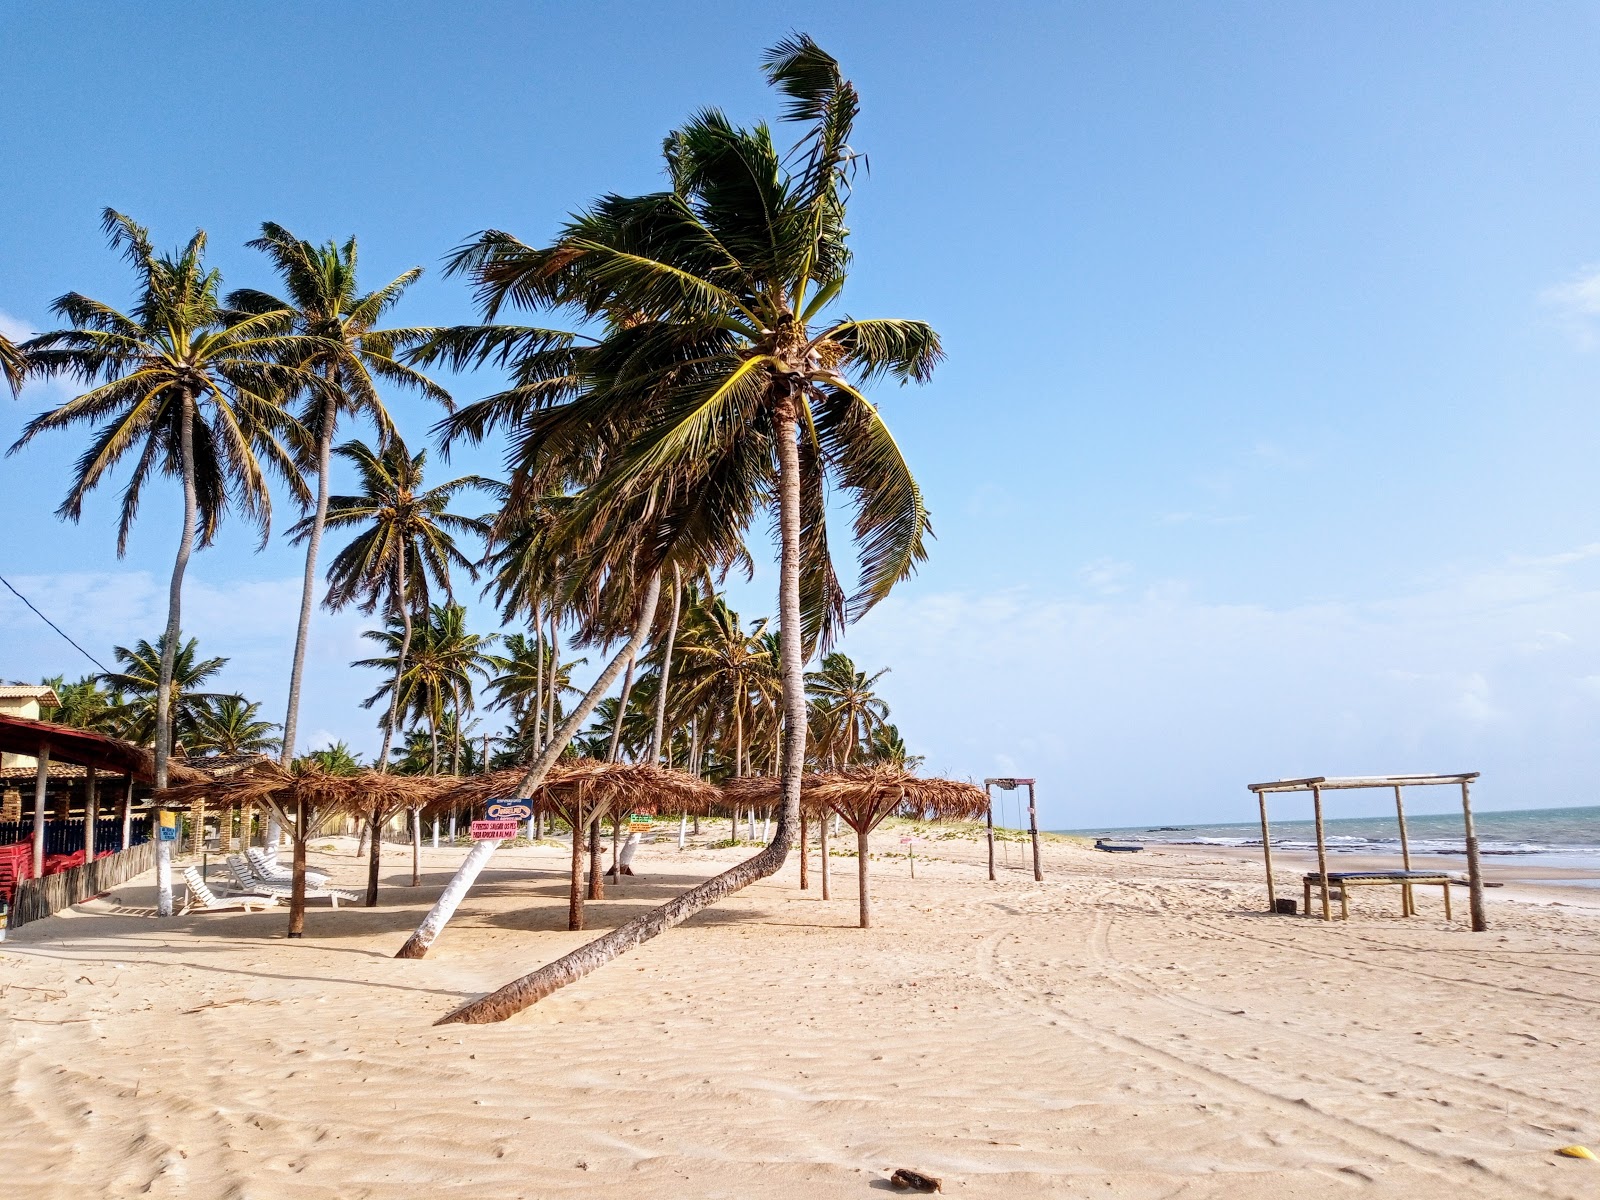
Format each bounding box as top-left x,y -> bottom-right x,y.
225,856 -> 357,907
182,867 -> 278,913
246,847 -> 329,888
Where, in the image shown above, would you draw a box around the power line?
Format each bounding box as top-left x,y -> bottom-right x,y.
0,573 -> 111,674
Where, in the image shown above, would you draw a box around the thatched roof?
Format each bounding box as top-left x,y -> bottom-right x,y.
421,760 -> 719,819
161,760 -> 435,813
723,767 -> 987,828
0,714 -> 208,785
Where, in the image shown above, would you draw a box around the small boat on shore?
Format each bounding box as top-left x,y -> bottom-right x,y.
1095,838 -> 1145,853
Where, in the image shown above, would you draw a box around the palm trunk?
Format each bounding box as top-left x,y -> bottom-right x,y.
154,390 -> 198,917
281,392 -> 336,765
608,655 -> 636,763
545,608 -> 558,746
396,571 -> 662,959
377,555 -> 411,771
532,605 -> 545,752
436,401 -> 806,1024
411,808 -> 422,887
587,820 -> 604,899
288,798 -> 308,937
649,565 -> 682,764
365,805 -> 383,906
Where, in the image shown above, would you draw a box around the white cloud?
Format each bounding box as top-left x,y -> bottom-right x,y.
1541,267 -> 1600,347
838,543 -> 1600,826
1078,557 -> 1132,595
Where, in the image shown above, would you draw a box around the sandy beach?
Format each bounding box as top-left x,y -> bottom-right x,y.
2,830 -> 1597,1198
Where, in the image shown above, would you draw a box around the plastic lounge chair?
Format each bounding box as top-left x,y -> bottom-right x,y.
182,867 -> 277,913
226,855 -> 357,907
247,847 -> 329,888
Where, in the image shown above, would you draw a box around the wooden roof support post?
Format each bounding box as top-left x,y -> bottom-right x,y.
119,775 -> 133,851
984,782 -> 996,882
1027,781 -> 1042,882
1311,783 -> 1332,921
1461,779 -> 1487,931
31,741 -> 50,878
1256,789 -> 1276,911
1394,785 -> 1414,917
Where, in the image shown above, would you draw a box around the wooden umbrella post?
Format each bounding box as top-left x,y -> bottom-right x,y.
984,782 -> 996,881
820,809 -> 831,900
1027,781 -> 1042,882
1461,779 -> 1487,932
567,803 -> 586,931
31,741 -> 50,879
1394,784 -> 1413,917
1311,783 -> 1332,921
1256,789 -> 1275,911
799,810 -> 809,890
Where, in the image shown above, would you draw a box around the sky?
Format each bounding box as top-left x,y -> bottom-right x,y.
5,2 -> 1600,828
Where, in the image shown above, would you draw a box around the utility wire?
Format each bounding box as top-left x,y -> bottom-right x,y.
0,572 -> 111,674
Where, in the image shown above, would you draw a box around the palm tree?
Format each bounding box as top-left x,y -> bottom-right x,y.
674,597 -> 774,777
486,632 -> 581,754
806,652 -> 890,767
192,695 -> 281,755
39,674 -> 120,733
7,211 -> 315,824
426,37 -> 941,1020
231,224 -> 447,764
864,723 -> 923,770
98,635 -> 231,755
302,741 -> 363,774
1,330 -> 26,396
297,437 -> 491,766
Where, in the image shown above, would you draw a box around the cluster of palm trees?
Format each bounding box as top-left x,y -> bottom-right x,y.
40,637 -> 281,756
5,37 -> 941,943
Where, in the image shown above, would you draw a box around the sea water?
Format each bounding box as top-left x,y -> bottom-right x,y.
1067,804 -> 1600,881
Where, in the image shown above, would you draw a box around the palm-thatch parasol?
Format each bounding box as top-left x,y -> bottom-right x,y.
164,761 -> 434,936
421,760 -> 719,931
809,766 -> 988,928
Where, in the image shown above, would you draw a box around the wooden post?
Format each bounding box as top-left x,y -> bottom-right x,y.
799,810 -> 809,890
1027,781 -> 1042,882
587,814 -> 603,900
985,783 -> 996,881
1394,784 -> 1414,917
288,797 -> 308,938
84,766 -> 98,885
31,742 -> 50,879
1257,789 -> 1275,910
820,808 -> 832,900
1311,783 -> 1332,921
857,827 -> 872,928
610,812 -> 622,889
1461,779 -> 1487,932
119,776 -> 133,851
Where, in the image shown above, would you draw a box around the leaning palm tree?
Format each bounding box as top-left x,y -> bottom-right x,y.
192,695 -> 282,756
8,212 -> 314,833
422,36 -> 941,1021
231,224 -> 447,763
295,436 -> 492,766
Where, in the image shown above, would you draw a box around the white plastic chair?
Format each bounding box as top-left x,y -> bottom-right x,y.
182,867 -> 277,913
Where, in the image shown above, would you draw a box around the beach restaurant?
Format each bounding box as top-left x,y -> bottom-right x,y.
0,706 -> 209,928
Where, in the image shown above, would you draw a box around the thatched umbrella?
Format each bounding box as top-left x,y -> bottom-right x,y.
420,760 -> 717,932
809,766 -> 988,929
164,762 -> 433,936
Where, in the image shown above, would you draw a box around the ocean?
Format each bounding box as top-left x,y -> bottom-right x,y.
1063,804 -> 1600,879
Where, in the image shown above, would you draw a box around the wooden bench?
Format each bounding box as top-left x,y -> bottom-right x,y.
1302,871 -> 1454,921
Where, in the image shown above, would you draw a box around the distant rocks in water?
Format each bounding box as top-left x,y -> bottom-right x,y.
1146,826 -> 1192,832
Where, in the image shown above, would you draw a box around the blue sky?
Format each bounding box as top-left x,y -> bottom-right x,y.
6,3 -> 1600,827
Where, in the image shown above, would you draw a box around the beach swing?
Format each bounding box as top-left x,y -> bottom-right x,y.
1247,773 -> 1487,931
983,778 -> 1042,882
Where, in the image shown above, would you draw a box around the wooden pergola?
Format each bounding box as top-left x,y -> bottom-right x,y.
1248,772 -> 1485,930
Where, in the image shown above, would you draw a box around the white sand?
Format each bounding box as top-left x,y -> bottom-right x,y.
2,832 -> 1598,1198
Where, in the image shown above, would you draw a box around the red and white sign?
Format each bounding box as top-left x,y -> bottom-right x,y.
470,819 -> 520,841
